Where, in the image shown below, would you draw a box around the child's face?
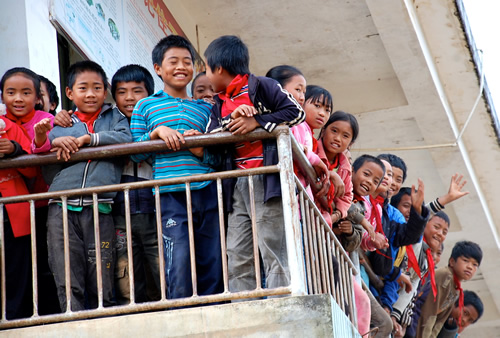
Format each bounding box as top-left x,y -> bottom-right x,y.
352,161 -> 384,197
451,304 -> 479,329
321,120 -> 352,162
66,71 -> 107,114
304,97 -> 331,130
449,256 -> 479,281
2,74 -> 38,118
205,64 -> 226,93
155,47 -> 193,93
390,167 -> 404,197
432,246 -> 443,265
114,81 -> 148,118
283,75 -> 306,106
396,194 -> 412,222
374,159 -> 393,197
192,74 -> 215,100
424,216 -> 449,251
40,81 -> 56,113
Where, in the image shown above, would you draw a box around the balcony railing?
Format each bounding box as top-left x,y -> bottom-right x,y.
0,126 -> 359,334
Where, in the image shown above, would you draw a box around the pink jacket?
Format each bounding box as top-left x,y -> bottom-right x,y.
316,141 -> 353,219
291,122 -> 322,198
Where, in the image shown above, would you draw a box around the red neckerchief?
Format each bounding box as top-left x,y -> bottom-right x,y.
369,195 -> 385,234
325,155 -> 340,213
75,109 -> 101,133
353,193 -> 364,204
453,272 -> 465,331
406,244 -> 422,279
219,74 -> 250,118
419,237 -> 437,302
312,137 -> 318,153
5,108 -> 36,138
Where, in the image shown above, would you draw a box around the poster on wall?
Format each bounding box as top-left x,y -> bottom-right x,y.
50,0 -> 203,93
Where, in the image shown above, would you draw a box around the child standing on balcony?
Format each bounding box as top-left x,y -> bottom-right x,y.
44,60 -> 132,311
265,66 -> 329,200
416,240 -> 482,338
0,112 -> 37,319
204,35 -> 305,294
130,35 -> 223,300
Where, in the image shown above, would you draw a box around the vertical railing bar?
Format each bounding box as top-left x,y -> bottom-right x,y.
298,189 -> 312,294
336,246 -> 346,313
216,178 -> 229,293
0,204 -> 6,320
347,267 -> 357,328
311,214 -> 322,293
124,189 -> 135,304
317,216 -> 328,294
92,193 -> 103,309
319,227 -> 331,298
248,175 -> 262,290
304,200 -> 317,294
154,186 -> 166,300
325,233 -> 335,297
275,130 -> 306,295
61,197 -> 72,312
185,183 -> 198,297
29,201 -> 39,317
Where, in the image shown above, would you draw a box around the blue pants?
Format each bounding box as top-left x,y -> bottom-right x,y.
160,182 -> 223,299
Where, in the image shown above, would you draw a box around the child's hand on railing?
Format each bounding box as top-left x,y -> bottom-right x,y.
338,220 -> 354,235
54,110 -> 74,127
151,126 -> 185,151
330,171 -> 345,199
372,233 -> 389,249
183,129 -> 204,158
0,135 -> 14,156
51,136 -> 80,161
230,104 -> 258,118
228,115 -> 259,135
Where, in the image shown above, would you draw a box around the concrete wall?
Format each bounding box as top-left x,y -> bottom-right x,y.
0,295 -> 361,337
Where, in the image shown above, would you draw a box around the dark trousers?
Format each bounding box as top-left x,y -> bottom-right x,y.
47,204 -> 115,311
160,182 -> 223,299
2,214 -> 32,319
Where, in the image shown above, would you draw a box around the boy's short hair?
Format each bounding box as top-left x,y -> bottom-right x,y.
377,153 -> 407,182
432,211 -> 450,227
352,154 -> 385,176
39,75 -> 60,112
450,240 -> 483,265
459,290 -> 484,322
67,60 -> 108,91
204,35 -> 250,76
152,35 -> 195,68
111,64 -> 155,101
390,187 -> 411,209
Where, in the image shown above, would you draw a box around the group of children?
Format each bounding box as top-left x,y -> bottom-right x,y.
0,33 -> 484,337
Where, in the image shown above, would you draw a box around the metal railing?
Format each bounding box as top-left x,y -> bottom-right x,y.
0,126 -> 358,331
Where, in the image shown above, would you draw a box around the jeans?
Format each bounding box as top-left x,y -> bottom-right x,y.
160,182 -> 223,299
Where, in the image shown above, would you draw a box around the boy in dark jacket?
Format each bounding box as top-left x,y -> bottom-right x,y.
204,35 -> 305,293
44,61 -> 132,311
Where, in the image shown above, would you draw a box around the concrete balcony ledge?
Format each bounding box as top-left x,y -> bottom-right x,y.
0,294 -> 361,337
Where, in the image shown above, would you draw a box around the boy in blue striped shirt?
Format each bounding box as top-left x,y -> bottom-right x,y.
130,35 -> 222,299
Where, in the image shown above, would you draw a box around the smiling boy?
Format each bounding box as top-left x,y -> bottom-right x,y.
44,60 -> 132,311
416,240 -> 482,338
130,35 -> 223,300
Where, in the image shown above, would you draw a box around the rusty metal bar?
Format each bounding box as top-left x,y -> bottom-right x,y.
304,200 -> 318,294
326,233 -> 336,298
0,166 -> 280,205
29,201 -> 39,317
298,188 -> 313,294
216,178 -> 229,293
0,205 -> 6,320
0,286 -> 292,329
311,214 -> 322,294
0,130 -> 280,170
154,186 -> 166,300
185,183 -> 198,297
347,267 -> 357,328
319,225 -> 330,297
61,197 -> 72,312
248,176 -> 262,290
92,194 -> 103,309
336,246 -> 346,313
124,190 -> 136,304
316,216 -> 328,294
